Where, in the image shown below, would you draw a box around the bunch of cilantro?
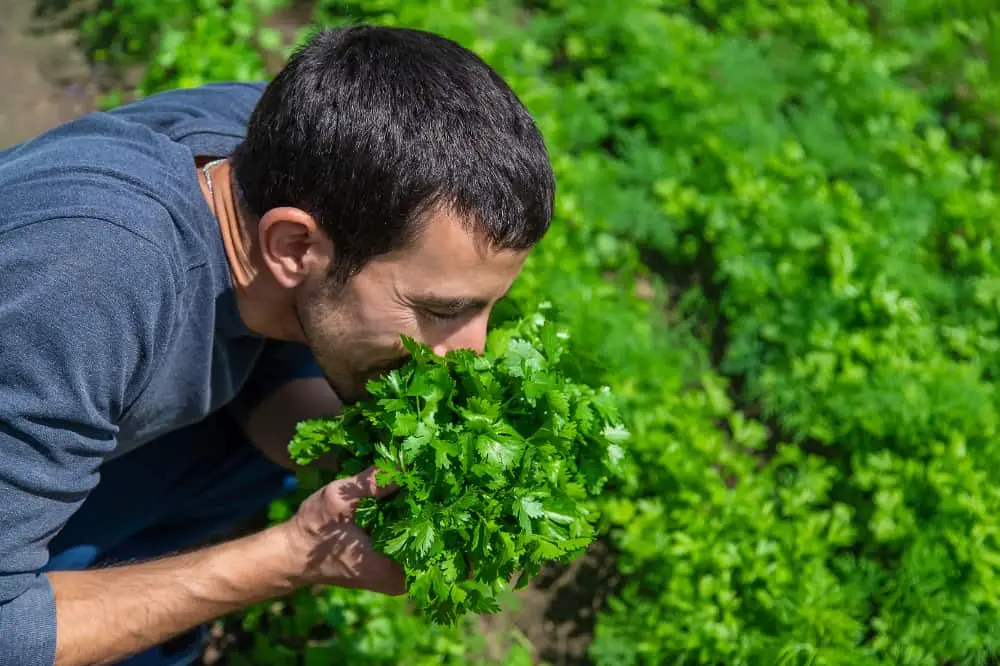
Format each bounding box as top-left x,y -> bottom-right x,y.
289,305 -> 628,625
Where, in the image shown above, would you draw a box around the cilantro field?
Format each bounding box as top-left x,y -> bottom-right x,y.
52,0 -> 1000,664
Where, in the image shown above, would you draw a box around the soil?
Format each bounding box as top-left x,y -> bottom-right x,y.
477,539 -> 623,666
0,0 -> 97,149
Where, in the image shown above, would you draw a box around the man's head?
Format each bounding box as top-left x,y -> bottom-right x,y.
229,25 -> 555,402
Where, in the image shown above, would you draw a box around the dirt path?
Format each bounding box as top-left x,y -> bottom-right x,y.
0,0 -> 96,149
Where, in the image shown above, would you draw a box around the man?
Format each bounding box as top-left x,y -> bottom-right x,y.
0,24 -> 555,666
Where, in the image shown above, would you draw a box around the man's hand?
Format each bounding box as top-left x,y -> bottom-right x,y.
47,467 -> 404,666
284,466 -> 406,595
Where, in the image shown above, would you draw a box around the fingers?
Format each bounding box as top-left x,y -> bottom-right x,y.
332,465 -> 400,512
354,465 -> 401,501
366,550 -> 407,596
319,466 -> 406,596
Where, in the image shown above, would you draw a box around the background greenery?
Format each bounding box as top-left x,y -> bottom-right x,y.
53,0 -> 1000,663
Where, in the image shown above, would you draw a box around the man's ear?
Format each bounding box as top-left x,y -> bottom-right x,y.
257,207 -> 333,288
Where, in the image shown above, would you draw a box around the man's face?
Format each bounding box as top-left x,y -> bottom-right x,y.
295,209 -> 529,403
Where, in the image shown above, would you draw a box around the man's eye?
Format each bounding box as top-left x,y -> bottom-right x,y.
421,308 -> 459,322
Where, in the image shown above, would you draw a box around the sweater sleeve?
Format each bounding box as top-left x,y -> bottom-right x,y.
0,218 -> 176,666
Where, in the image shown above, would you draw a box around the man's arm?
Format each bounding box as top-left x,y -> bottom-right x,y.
0,218 -> 181,666
45,463 -> 402,666
227,343 -> 344,472
238,377 -> 344,471
47,521 -> 298,666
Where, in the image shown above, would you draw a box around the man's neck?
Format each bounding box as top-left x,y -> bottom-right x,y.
198,157 -> 285,339
198,158 -> 256,291
196,157 -> 307,343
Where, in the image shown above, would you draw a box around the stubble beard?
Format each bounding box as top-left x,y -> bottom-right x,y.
292,297 -> 364,405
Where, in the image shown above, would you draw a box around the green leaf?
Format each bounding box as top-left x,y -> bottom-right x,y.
476,434 -> 521,470
411,520 -> 437,558
602,423 -> 631,444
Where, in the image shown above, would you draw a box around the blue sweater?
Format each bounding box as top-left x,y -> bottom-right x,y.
0,82 -> 320,665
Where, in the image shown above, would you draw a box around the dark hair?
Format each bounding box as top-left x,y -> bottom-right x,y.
230,25 -> 556,286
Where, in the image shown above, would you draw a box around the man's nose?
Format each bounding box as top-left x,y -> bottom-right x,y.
431,313 -> 489,358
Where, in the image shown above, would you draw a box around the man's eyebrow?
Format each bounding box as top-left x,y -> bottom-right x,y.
410,295 -> 491,312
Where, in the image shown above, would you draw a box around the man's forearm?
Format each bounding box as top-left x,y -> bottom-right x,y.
48,522 -> 303,666
235,377 -> 343,473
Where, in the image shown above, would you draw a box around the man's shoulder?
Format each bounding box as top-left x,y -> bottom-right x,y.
0,81 -> 267,162
0,81 -> 268,268
0,80 -> 269,192
102,81 -> 268,152
0,216 -> 182,325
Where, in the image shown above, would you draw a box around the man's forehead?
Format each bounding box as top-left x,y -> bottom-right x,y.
362,205 -> 530,301
386,207 -> 527,263
410,207 -> 497,257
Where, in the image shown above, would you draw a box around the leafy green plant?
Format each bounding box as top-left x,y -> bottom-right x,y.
226,586 -> 537,666
289,306 -> 628,625
72,0 -> 1000,663
63,0 -> 287,103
